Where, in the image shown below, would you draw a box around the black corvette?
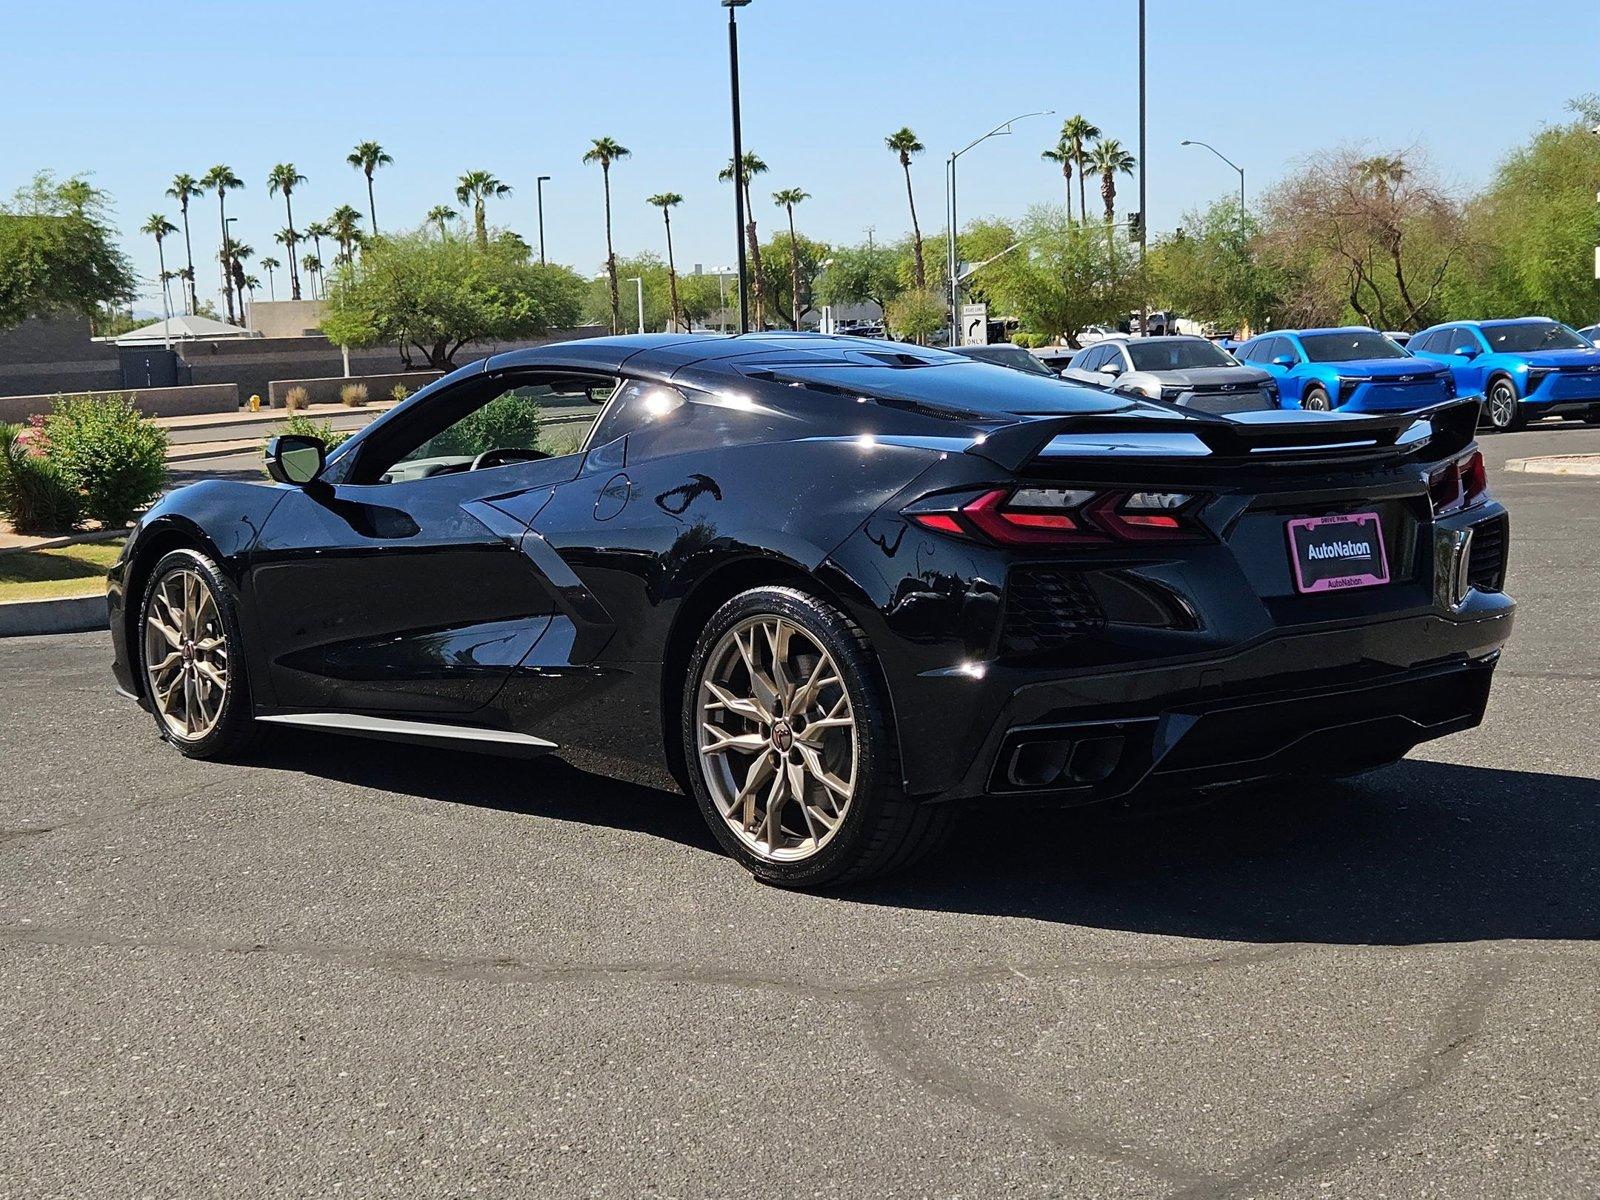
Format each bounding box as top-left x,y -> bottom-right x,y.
109,333 -> 1515,887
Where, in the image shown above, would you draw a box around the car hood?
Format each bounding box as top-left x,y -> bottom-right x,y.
1316,358 -> 1446,379
1135,365 -> 1272,387
1513,347 -> 1600,368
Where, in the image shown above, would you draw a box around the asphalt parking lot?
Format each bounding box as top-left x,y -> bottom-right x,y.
3,426 -> 1597,1199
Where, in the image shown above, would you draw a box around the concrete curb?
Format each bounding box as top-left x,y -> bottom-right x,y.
1504,455 -> 1600,477
0,593 -> 108,638
0,528 -> 126,558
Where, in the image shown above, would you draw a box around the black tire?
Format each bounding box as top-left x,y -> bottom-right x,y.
1583,407 -> 1600,426
1483,375 -> 1526,432
681,585 -> 954,888
1301,385 -> 1332,413
136,548 -> 262,760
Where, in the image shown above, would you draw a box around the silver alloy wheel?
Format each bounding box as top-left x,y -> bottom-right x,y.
1304,390 -> 1330,412
1488,382 -> 1516,428
143,566 -> 229,742
696,615 -> 858,862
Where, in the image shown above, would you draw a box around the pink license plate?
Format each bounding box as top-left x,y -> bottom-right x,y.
1286,512 -> 1390,593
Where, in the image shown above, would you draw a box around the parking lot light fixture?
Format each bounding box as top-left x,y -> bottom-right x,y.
536,175 -> 551,265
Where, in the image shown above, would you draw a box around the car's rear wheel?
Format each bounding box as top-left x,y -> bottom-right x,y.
682,586 -> 953,887
138,548 -> 260,760
1301,385 -> 1332,412
1484,376 -> 1525,432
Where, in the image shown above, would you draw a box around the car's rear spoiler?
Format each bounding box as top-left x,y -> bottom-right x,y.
966,397 -> 1482,472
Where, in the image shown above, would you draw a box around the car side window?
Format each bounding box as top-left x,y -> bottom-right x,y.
1448,327 -> 1481,354
1409,332 -> 1433,353
584,378 -> 689,452
1077,346 -> 1103,371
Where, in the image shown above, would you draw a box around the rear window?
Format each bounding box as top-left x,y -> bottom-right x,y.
752,361 -> 1132,418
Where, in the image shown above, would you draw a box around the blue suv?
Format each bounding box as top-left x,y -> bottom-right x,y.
1408,318 -> 1600,431
1233,327 -> 1454,413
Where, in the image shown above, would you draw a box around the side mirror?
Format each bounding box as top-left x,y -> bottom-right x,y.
1271,353 -> 1296,367
1452,345 -> 1479,359
1098,361 -> 1123,377
265,434 -> 326,486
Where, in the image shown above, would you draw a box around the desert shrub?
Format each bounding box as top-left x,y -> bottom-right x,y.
340,382 -> 369,407
0,422 -> 83,534
283,385 -> 310,412
390,383 -> 410,403
43,395 -> 168,527
1009,330 -> 1046,349
428,391 -> 543,457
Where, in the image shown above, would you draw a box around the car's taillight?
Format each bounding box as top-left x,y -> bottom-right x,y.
907,487 -> 1206,546
1429,449 -> 1489,515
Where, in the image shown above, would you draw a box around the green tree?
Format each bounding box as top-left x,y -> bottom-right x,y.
581,252 -> 670,332
0,173 -> 135,332
772,187 -> 811,331
1041,136 -> 1074,221
165,173 -> 202,314
139,213 -> 178,316
454,171 -> 511,251
1059,115 -> 1101,226
275,227 -> 300,294
327,205 -> 365,266
884,287 -> 946,344
646,192 -> 685,332
267,163 -> 306,300
816,238 -> 904,317
347,141 -> 393,234
885,128 -> 927,288
1147,196 -> 1279,335
321,228 -> 584,369
719,152 -> 769,327
259,255 -> 281,300
199,164 -> 244,324
300,254 -> 323,299
303,220 -> 331,269
759,231 -> 829,331
426,204 -> 458,238
582,138 -> 631,334
1089,138 -> 1137,263
972,207 -> 1135,346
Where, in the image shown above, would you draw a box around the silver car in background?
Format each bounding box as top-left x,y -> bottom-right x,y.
1058,335 -> 1280,414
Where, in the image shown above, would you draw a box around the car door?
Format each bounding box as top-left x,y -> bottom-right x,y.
247,370 -> 607,716
1445,326 -> 1489,394
1253,336 -> 1298,399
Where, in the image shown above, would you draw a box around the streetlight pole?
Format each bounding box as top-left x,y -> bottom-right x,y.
723,0 -> 752,334
628,276 -> 645,334
1137,0 -> 1148,337
945,109 -> 1054,346
536,175 -> 551,265
1181,138 -> 1250,332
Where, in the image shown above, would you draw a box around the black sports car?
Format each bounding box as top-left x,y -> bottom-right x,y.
109,333 -> 1515,887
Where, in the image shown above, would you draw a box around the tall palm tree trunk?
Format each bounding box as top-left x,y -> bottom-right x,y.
663,210 -> 682,333
285,194 -> 301,301
1103,180 -> 1117,273
155,238 -> 169,316
216,197 -> 235,325
1063,164 -> 1073,222
366,173 -> 378,236
179,205 -> 196,315
901,162 -> 925,289
1076,151 -> 1089,228
603,165 -> 620,334
785,206 -> 801,331
473,202 -> 487,249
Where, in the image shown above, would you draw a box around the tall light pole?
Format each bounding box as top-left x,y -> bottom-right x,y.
723,0 -> 753,334
945,109 -> 1054,346
628,276 -> 645,334
1137,0 -> 1148,336
1180,140 -> 1245,238
536,175 -> 551,265
223,215 -> 239,326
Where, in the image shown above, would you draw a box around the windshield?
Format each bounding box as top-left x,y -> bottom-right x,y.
1481,321 -> 1590,353
1127,340 -> 1236,371
1298,332 -> 1409,363
964,346 -> 1056,377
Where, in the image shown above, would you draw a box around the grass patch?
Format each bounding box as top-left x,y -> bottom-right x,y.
0,538 -> 124,602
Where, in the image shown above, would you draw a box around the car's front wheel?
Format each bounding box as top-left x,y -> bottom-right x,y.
1301,385 -> 1332,413
138,548 -> 260,759
1483,376 -> 1526,432
682,586 -> 953,887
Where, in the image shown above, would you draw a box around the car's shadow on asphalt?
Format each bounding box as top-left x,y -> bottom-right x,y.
263,734 -> 1599,946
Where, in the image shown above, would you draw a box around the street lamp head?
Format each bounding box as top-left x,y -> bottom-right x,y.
721,0 -> 752,6
1180,139 -> 1193,146
537,174 -> 552,183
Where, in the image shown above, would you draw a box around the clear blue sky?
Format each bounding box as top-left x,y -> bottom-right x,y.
3,0 -> 1595,315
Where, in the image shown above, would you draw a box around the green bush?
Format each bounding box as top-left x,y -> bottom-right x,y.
43,396 -> 168,527
0,422 -> 83,534
1010,330 -> 1046,349
390,383 -> 410,403
428,391 -> 543,457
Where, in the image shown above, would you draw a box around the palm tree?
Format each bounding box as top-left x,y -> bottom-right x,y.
227,242 -> 253,319
303,220 -> 331,271
259,255 -> 281,300
266,163 -> 307,300
772,188 -> 810,331
426,204 -> 458,238
1357,155 -> 1407,201
165,173 -> 202,314
454,170 -> 511,250
1089,138 -> 1137,263
582,138 -> 632,334
718,152 -> 769,328
1059,115 -> 1101,226
139,214 -> 178,317
300,254 -> 323,300
646,192 -> 685,332
199,164 -> 244,324
327,205 -> 364,266
347,141 -> 393,234
1041,138 -> 1074,221
274,228 -> 301,294
243,275 -> 261,303
885,128 -> 927,288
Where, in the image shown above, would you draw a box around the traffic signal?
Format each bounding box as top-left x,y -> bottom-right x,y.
1127,211 -> 1144,240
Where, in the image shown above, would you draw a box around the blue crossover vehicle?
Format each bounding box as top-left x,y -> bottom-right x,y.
1233,328 -> 1455,414
1408,319 -> 1600,431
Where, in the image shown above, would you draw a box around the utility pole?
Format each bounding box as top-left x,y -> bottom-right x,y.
1137,0 -> 1148,337
724,0 -> 752,334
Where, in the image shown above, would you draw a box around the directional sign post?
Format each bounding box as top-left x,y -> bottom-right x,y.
961,303 -> 988,346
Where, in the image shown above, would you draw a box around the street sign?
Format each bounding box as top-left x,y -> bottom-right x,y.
961,303 -> 988,346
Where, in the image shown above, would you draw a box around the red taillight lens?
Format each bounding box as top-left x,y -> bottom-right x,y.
907,488 -> 1205,546
1460,450 -> 1487,506
1430,450 -> 1488,515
